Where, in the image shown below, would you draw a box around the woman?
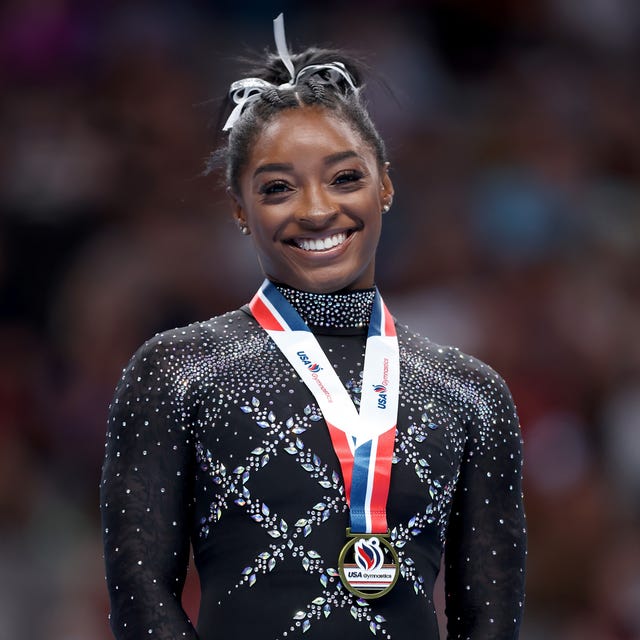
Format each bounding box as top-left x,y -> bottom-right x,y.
100,15 -> 526,640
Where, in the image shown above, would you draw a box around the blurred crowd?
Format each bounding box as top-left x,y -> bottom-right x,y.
1,1 -> 639,639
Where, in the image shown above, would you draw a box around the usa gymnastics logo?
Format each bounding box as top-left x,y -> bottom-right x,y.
373,383 -> 388,409
354,537 -> 384,572
297,350 -> 323,373
373,358 -> 390,409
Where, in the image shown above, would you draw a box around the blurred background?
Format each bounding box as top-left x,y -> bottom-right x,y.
1,1 -> 639,638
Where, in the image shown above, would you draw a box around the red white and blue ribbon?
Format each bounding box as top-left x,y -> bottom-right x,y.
250,280 -> 399,534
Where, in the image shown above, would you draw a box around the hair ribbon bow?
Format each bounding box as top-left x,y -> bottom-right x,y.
223,14 -> 358,131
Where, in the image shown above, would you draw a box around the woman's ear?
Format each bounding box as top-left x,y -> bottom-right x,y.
227,187 -> 251,235
380,162 -> 394,211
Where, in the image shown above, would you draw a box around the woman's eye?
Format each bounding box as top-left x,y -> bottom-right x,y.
260,180 -> 291,195
333,170 -> 363,186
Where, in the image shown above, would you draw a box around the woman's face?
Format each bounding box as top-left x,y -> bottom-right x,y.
231,107 -> 394,293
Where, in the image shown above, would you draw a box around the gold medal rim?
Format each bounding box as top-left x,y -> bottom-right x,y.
337,533 -> 399,600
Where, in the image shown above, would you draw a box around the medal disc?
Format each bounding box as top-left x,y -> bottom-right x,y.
338,531 -> 399,599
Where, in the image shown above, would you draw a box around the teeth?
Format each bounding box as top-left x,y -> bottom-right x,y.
296,232 -> 347,252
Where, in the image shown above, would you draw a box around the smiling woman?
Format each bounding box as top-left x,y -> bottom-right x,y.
100,14 -> 526,640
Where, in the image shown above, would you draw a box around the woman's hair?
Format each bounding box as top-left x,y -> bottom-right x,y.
217,47 -> 387,194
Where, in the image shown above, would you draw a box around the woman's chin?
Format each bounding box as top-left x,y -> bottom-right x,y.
267,270 -> 374,294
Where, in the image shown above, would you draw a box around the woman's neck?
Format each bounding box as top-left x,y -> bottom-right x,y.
273,283 -> 376,330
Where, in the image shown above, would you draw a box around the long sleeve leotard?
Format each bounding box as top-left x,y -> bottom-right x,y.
100,286 -> 526,639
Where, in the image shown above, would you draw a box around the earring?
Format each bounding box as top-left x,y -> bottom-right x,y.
382,198 -> 392,214
238,221 -> 250,235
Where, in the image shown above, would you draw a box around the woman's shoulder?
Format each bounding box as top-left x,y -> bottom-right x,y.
395,321 -> 513,400
123,308 -> 256,373
396,321 -> 519,436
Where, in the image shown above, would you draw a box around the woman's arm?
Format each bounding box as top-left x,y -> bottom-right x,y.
444,369 -> 526,639
100,336 -> 199,640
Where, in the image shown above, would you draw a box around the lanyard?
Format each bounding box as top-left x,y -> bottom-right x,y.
250,280 -> 399,534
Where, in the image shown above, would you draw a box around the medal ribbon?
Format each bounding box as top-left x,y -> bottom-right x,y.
250,280 -> 399,534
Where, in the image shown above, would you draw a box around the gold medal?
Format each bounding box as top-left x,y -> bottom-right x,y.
337,529 -> 399,599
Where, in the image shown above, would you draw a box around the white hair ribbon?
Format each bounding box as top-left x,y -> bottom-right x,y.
222,78 -> 273,132
295,62 -> 358,93
273,13 -> 296,86
222,14 -> 359,132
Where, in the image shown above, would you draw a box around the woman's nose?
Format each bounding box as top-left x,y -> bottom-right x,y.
296,185 -> 337,226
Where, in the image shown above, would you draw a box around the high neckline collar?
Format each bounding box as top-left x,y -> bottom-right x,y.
273,283 -> 376,330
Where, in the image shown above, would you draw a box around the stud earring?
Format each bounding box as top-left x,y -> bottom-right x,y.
382,198 -> 393,214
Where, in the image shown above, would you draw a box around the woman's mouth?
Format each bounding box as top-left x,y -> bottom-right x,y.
291,231 -> 350,252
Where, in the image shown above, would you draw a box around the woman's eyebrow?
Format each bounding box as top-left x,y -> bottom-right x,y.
324,150 -> 360,166
253,162 -> 294,178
